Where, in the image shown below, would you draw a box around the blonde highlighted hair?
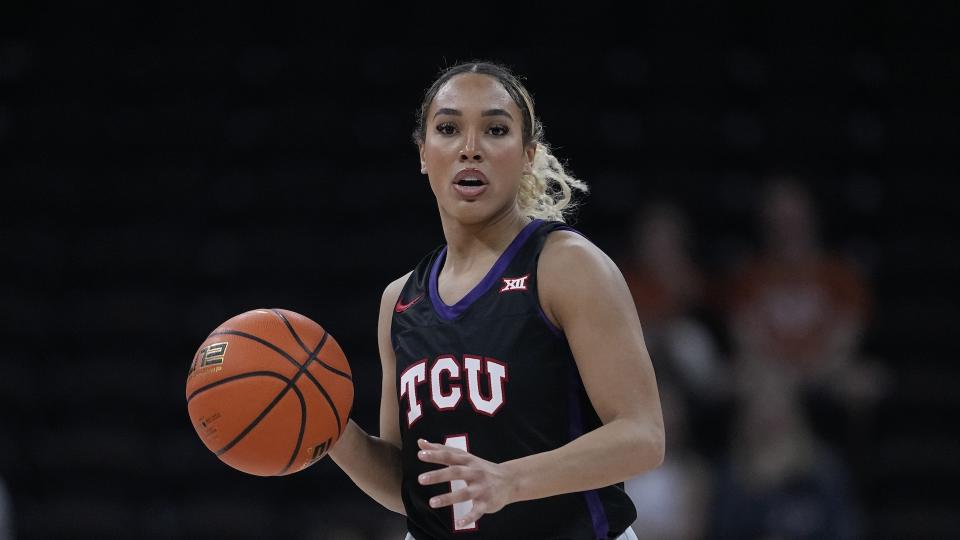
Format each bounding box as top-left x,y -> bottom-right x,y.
519,143 -> 589,222
414,61 -> 588,222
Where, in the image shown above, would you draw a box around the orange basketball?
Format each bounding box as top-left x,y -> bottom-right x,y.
186,308 -> 353,476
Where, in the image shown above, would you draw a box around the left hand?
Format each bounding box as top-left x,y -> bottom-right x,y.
416,438 -> 516,528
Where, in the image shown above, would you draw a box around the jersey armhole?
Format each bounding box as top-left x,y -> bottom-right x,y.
534,225 -> 587,339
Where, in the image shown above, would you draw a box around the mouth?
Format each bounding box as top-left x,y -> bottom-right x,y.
452,168 -> 489,199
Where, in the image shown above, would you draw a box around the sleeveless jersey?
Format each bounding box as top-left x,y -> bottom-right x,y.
391,219 -> 637,540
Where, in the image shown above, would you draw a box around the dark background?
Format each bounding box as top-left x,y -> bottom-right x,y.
1,4 -> 957,540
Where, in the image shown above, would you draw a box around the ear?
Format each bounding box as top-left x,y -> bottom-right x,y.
419,144 -> 427,174
524,143 -> 537,173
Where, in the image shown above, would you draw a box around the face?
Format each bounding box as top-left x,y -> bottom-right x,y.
419,73 -> 536,225
763,183 -> 815,249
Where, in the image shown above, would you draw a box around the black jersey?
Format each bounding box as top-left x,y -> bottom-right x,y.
391,219 -> 637,540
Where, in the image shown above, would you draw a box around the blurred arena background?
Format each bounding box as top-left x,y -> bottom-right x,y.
1,4 -> 957,539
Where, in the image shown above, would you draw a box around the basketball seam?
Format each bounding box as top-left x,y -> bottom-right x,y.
304,367 -> 343,438
208,325 -> 349,437
207,328 -> 348,433
208,328 -> 352,382
208,329 -> 304,372
274,332 -> 328,475
269,309 -> 353,381
212,333 -> 326,460
187,371 -> 290,404
212,377 -> 296,457
278,382 -> 308,475
270,309 -> 347,436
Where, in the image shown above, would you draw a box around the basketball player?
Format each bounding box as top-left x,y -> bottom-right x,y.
329,61 -> 665,540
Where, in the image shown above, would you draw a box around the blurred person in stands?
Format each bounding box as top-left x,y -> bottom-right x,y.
619,202 -> 730,454
625,381 -> 711,540
725,177 -> 886,447
618,202 -> 726,539
0,476 -> 11,540
620,202 -> 705,328
708,362 -> 860,540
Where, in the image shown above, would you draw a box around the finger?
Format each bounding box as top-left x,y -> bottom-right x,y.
418,438 -> 440,450
428,486 -> 474,508
457,501 -> 486,528
418,438 -> 465,453
418,448 -> 472,466
418,438 -> 454,450
418,465 -> 476,486
418,438 -> 473,453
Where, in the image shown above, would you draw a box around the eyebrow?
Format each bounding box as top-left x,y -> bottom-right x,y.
433,108 -> 514,120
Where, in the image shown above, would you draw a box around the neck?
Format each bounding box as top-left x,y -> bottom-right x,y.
438,208 -> 530,273
771,241 -> 818,264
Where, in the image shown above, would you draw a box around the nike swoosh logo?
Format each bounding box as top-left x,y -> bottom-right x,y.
395,293 -> 424,313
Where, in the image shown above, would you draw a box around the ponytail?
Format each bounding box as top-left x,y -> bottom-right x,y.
518,143 -> 589,222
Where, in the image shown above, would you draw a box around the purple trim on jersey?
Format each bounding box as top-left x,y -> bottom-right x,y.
556,224 -> 586,237
429,219 -> 543,321
568,366 -> 610,540
537,308 -> 564,337
535,223 -> 585,337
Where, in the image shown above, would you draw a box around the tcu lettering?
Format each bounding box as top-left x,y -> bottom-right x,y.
399,355 -> 508,427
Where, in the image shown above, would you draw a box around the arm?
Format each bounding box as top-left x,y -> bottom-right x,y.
417,232 -> 665,526
328,272 -> 411,514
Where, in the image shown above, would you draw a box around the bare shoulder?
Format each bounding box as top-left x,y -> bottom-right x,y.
539,230 -> 629,327
540,230 -> 621,286
380,271 -> 413,310
377,271 -> 413,346
377,271 -> 412,447
377,271 -> 413,371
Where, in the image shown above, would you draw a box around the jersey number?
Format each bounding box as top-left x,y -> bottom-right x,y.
444,434 -> 477,532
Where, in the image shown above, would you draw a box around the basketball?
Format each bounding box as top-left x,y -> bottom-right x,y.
185,308 -> 354,476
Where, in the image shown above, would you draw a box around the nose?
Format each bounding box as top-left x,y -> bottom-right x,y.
459,151 -> 483,162
459,130 -> 483,162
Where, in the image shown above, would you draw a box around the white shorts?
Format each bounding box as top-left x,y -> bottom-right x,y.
405,527 -> 638,540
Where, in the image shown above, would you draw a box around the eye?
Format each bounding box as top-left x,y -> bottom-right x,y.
435,122 -> 458,136
488,125 -> 509,136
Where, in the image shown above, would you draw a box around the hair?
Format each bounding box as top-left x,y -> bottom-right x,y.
412,61 -> 588,222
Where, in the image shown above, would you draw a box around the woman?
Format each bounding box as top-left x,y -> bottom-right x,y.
329,61 -> 664,540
